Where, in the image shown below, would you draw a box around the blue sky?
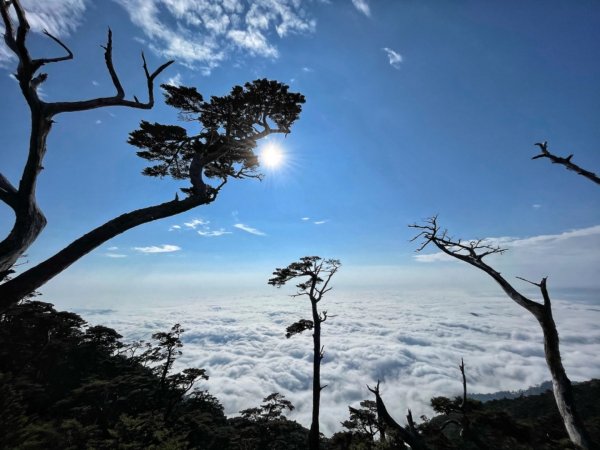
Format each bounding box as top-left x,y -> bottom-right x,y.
1,0 -> 599,307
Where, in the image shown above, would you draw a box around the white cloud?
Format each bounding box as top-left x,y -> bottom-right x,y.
105,252 -> 127,258
198,229 -> 232,237
107,246 -> 119,251
532,204 -> 542,209
169,224 -> 182,231
95,119 -> 102,125
92,80 -> 99,86
351,0 -> 370,17
234,223 -> 266,236
227,28 -> 278,57
133,244 -> 181,253
81,292 -> 600,437
113,0 -> 316,72
301,217 -> 310,221
414,252 -> 455,263
184,218 -> 209,229
165,72 -> 183,86
314,220 -> 328,225
382,47 -> 402,69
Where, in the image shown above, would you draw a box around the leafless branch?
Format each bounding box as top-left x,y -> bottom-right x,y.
30,30 -> 74,71
533,141 -> 600,185
47,29 -> 173,114
409,216 -> 593,448
410,217 -> 544,315
367,381 -> 430,450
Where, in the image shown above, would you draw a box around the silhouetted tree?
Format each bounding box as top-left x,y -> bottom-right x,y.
0,1 -> 305,308
269,256 -> 341,450
367,381 -> 428,450
410,216 -> 594,450
240,392 -> 295,422
341,399 -> 386,447
533,141 -> 600,186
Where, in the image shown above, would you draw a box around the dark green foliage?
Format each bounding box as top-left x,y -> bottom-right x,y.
0,300 -> 226,449
240,392 -> 295,422
286,319 -> 314,338
129,79 -> 305,194
232,393 -> 307,449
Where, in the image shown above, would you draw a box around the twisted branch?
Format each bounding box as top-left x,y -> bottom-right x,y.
533,141 -> 600,185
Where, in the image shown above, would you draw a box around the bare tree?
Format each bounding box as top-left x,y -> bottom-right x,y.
0,1 -> 305,309
533,141 -> 600,185
268,256 -> 341,450
366,381 -> 429,450
410,216 -> 594,449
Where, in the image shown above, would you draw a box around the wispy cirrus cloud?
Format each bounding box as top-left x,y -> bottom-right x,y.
165,72 -> 183,87
183,218 -> 209,229
170,217 -> 232,236
234,223 -> 266,236
105,252 -> 127,258
133,244 -> 181,253
382,47 -> 402,69
301,217 -> 327,225
198,229 -> 232,237
112,0 -> 316,73
351,0 -> 371,17
103,246 -> 127,258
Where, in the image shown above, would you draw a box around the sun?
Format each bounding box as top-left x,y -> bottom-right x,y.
260,143 -> 284,169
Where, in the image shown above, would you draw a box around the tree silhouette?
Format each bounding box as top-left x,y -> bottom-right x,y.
533,141 -> 600,186
410,216 -> 594,450
269,256 -> 341,450
0,1 -> 305,308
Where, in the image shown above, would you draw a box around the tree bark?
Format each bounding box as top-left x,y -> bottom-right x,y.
0,99 -> 51,278
536,303 -> 592,449
309,298 -> 321,450
0,193 -> 212,310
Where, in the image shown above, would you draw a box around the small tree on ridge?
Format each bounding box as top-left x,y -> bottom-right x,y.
269,256 -> 341,450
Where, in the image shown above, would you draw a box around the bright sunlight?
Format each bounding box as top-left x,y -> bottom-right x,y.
260,143 -> 284,169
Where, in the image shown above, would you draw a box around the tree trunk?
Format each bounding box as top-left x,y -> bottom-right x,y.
0,109 -> 50,277
0,192 -> 211,310
309,298 -> 321,450
537,308 -> 592,449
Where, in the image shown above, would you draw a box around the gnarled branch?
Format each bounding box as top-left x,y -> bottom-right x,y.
367,381 -> 430,450
410,216 -> 594,449
47,30 -> 173,114
533,141 -> 600,186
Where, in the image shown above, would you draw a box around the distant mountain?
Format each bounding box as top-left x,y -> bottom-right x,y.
469,380 -> 555,402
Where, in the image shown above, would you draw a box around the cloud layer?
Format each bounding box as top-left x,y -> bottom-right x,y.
79,291 -> 600,437
1,1 -> 375,70
112,0 -> 316,72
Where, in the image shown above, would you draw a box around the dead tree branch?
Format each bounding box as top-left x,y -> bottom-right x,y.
367,381 -> 430,450
410,217 -> 594,449
533,141 -> 600,186
0,0 -> 172,280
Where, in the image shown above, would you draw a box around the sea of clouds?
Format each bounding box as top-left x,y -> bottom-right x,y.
74,289 -> 600,436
